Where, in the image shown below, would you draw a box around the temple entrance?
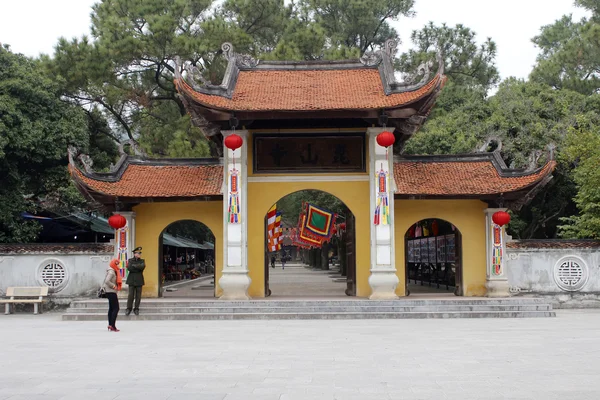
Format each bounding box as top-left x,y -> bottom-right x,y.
404,219 -> 463,296
158,220 -> 216,298
263,190 -> 356,297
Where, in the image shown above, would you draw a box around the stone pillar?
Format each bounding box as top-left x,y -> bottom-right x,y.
113,211 -> 135,296
367,128 -> 399,299
484,208 -> 510,297
219,130 -> 251,299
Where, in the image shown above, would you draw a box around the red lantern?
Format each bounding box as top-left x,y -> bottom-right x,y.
492,211 -> 511,227
224,134 -> 243,151
108,214 -> 127,229
431,220 -> 439,236
376,131 -> 395,148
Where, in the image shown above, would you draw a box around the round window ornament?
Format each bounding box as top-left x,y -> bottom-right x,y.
553,255 -> 589,292
37,259 -> 69,292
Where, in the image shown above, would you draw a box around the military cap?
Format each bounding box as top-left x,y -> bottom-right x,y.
133,246 -> 143,253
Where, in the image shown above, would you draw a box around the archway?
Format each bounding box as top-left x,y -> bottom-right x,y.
404,218 -> 463,296
263,190 -> 356,297
158,219 -> 216,298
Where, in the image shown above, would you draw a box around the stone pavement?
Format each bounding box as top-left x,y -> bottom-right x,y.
2,310 -> 600,400
268,263 -> 346,297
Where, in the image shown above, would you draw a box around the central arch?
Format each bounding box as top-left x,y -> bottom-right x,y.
247,179 -> 370,298
262,189 -> 356,297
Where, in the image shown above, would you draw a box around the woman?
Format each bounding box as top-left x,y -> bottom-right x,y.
103,259 -> 122,332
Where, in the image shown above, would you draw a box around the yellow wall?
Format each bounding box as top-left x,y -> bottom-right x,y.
247,180 -> 371,297
133,201 -> 223,298
394,199 -> 488,297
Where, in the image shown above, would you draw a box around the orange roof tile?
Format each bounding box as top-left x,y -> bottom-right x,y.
394,160 -> 556,196
71,164 -> 223,198
176,69 -> 443,112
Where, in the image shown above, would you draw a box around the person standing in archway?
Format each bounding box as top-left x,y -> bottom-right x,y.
125,247 -> 145,316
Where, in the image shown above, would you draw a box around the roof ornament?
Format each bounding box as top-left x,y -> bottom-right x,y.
221,42 -> 259,68
118,139 -> 147,158
68,145 -> 94,174
360,38 -> 398,67
478,136 -> 503,153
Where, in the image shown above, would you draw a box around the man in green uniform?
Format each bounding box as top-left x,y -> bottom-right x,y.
125,246 -> 145,316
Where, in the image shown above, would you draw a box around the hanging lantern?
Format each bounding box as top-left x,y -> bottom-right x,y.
108,214 -> 127,229
224,134 -> 243,151
376,131 -> 395,148
492,211 -> 511,227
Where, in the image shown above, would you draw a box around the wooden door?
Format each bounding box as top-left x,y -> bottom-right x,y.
454,231 -> 463,296
345,214 -> 356,296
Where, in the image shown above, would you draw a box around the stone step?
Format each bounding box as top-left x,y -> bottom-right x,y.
62,310 -> 556,321
68,298 -> 551,308
65,304 -> 553,314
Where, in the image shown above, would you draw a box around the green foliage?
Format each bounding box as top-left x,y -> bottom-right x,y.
558,111 -> 600,239
399,23 -> 500,93
530,1 -> 600,95
0,45 -> 88,242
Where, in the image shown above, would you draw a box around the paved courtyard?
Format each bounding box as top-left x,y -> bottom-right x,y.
2,310 -> 600,400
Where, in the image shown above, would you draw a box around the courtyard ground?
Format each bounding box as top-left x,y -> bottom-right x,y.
1,309 -> 600,400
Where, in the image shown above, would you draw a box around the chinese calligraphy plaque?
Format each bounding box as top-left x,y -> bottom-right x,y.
253,133 -> 366,173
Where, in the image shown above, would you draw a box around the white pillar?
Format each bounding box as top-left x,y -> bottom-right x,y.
367,128 -> 399,299
218,130 -> 251,300
484,208 -> 510,297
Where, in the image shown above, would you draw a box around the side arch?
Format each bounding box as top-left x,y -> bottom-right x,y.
394,199 -> 488,297
132,201 -> 223,298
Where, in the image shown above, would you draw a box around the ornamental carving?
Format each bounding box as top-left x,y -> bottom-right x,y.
359,39 -> 398,67
221,42 -> 259,68
118,139 -> 147,158
37,259 -> 69,292
553,255 -> 589,292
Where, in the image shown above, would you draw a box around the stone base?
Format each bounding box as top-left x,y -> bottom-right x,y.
486,279 -> 510,298
218,269 -> 251,300
368,269 -> 399,300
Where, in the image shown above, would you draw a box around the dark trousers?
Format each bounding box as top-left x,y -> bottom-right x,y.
127,286 -> 142,311
106,293 -> 119,327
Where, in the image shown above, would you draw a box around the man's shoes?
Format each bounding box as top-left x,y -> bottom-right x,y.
133,309 -> 139,316
125,309 -> 131,316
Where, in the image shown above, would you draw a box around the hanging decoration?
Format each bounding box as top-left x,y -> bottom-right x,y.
108,214 -> 127,230
228,169 -> 240,223
492,210 -> 511,227
431,220 -> 439,236
293,203 -> 337,249
118,226 -> 128,279
267,205 -> 278,252
225,133 -> 244,224
492,224 -> 503,276
373,166 -> 390,225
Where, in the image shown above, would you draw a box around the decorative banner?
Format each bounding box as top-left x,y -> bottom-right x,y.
303,203 -> 336,238
228,168 -> 241,223
118,227 -> 128,279
275,212 -> 282,251
373,167 -> 390,225
267,205 -> 278,252
492,224 -> 503,276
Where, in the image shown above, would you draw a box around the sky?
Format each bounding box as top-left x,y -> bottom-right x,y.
0,0 -> 591,81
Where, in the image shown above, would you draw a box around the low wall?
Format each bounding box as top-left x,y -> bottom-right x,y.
0,244 -> 113,307
506,240 -> 600,308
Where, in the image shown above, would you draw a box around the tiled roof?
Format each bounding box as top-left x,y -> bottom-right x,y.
394,159 -> 556,196
71,164 -> 223,198
176,70 -> 443,111
507,240 -> 600,249
0,243 -> 114,254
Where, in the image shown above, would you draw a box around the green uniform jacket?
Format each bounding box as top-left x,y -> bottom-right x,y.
126,257 -> 146,286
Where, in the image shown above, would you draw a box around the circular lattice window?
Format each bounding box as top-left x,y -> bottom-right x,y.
37,259 -> 68,291
553,256 -> 589,292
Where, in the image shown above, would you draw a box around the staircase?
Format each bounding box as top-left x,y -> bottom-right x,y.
62,298 -> 555,320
